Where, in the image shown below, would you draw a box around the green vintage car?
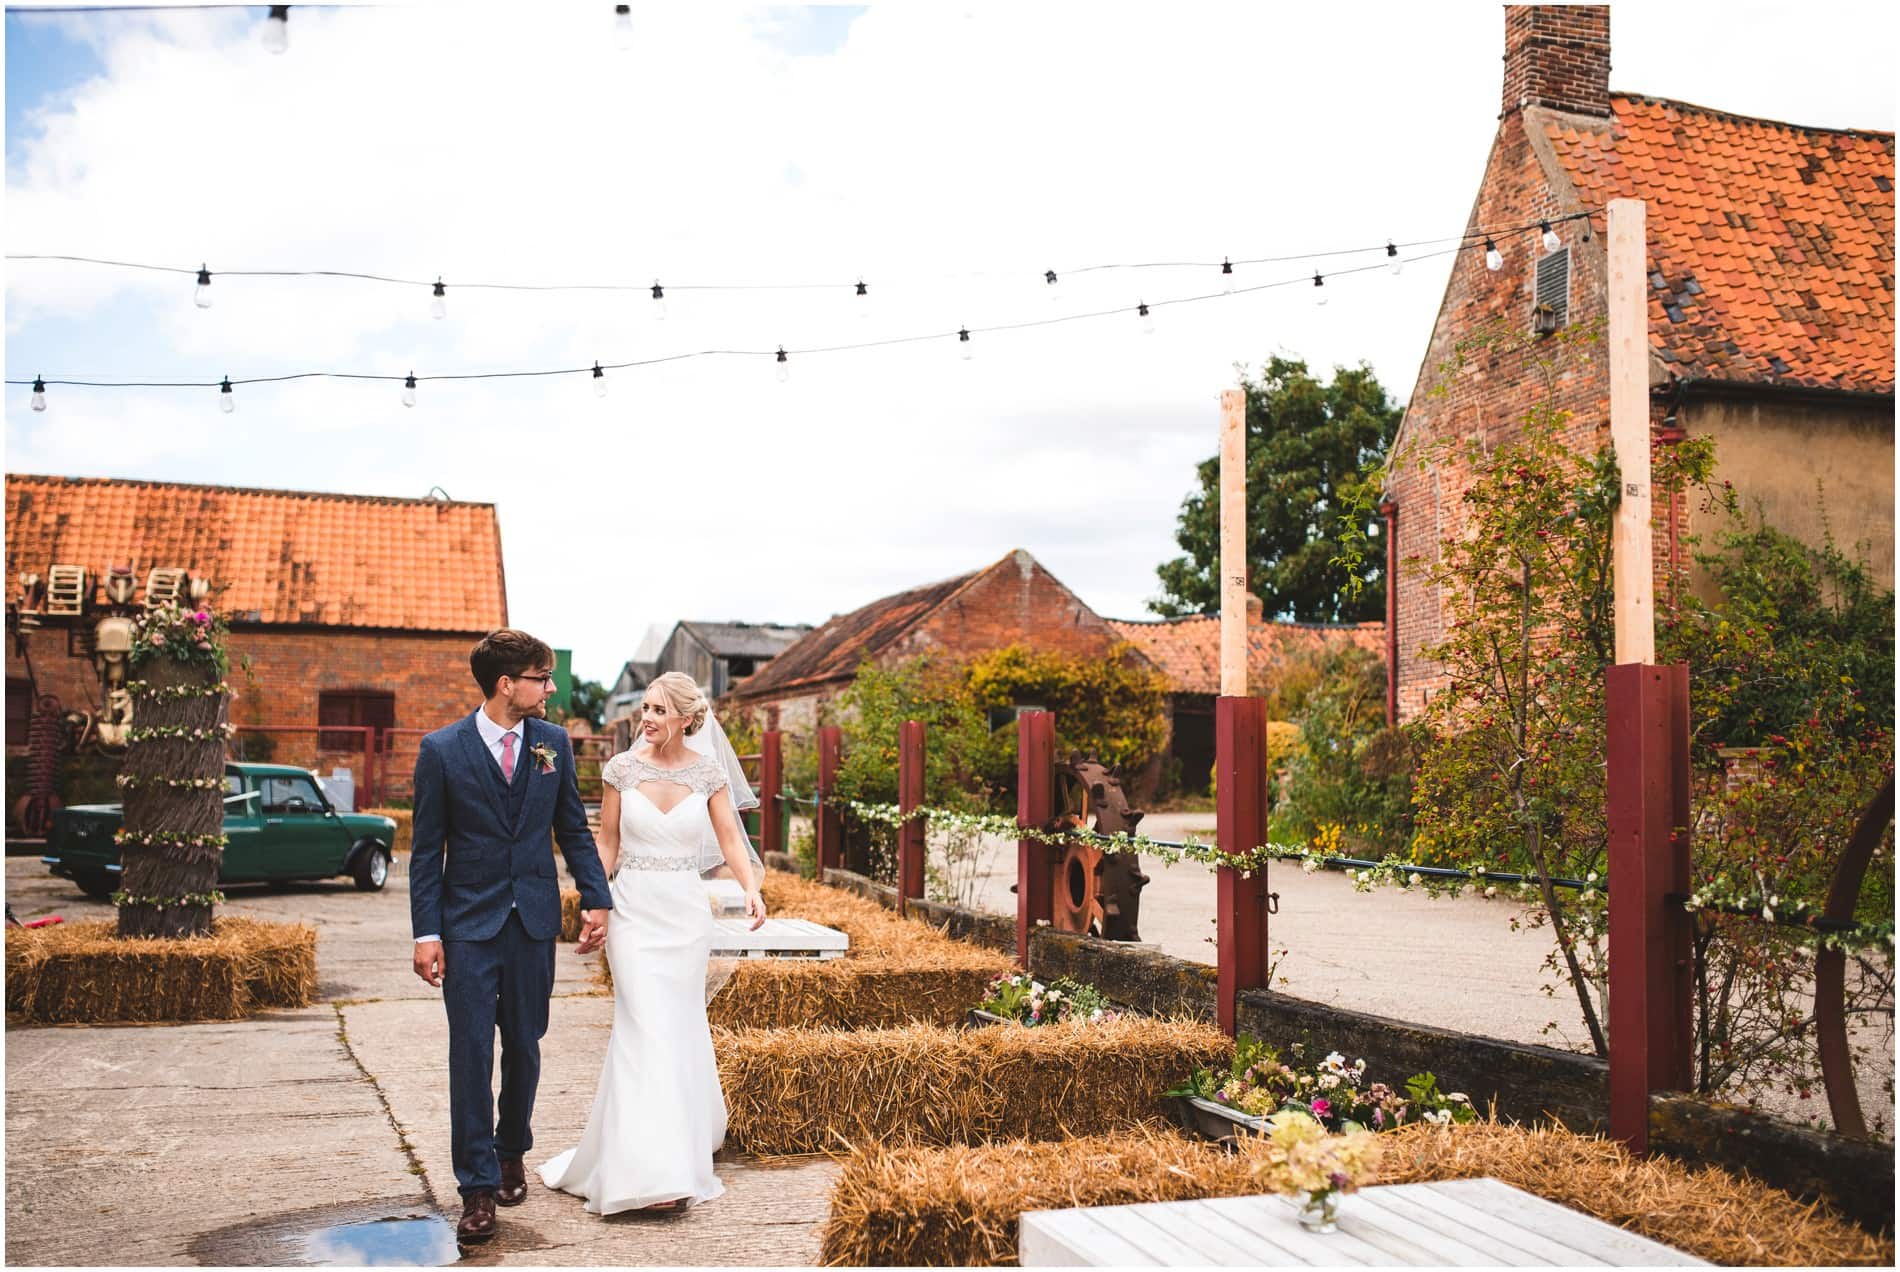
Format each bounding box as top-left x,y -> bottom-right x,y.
43,762 -> 399,900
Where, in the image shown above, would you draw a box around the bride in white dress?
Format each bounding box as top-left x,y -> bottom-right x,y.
538,672 -> 766,1215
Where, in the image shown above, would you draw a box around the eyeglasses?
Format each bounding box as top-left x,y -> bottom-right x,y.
510,673 -> 556,686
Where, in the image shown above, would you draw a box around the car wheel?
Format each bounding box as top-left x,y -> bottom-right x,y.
353,846 -> 390,892
75,871 -> 116,901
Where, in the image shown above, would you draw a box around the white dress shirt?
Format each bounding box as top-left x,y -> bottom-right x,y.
416,709 -> 525,945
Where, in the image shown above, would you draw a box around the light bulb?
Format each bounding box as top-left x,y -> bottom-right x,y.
402,373 -> 417,408
1313,271 -> 1327,305
614,3 -> 634,51
775,347 -> 790,382
1484,239 -> 1503,272
431,279 -> 447,320
1045,268 -> 1059,304
958,327 -> 973,360
1138,302 -> 1154,335
651,281 -> 667,321
1386,241 -> 1402,276
855,279 -> 869,319
30,377 -> 47,412
218,378 -> 236,414
1540,221 -> 1561,253
592,362 -> 608,398
262,5 -> 289,54
195,265 -> 213,309
1220,258 -> 1235,295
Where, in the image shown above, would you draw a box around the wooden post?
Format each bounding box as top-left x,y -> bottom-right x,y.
1216,695 -> 1270,1035
1606,662 -> 1693,1153
1016,710 -> 1055,968
897,720 -> 926,909
760,729 -> 783,859
1608,197 -> 1655,666
816,725 -> 843,875
1219,388 -> 1249,696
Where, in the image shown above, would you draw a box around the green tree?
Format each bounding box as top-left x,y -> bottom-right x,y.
1151,357 -> 1401,622
564,676 -> 608,729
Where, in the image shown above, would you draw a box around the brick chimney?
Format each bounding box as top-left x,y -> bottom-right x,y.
1502,5 -> 1611,118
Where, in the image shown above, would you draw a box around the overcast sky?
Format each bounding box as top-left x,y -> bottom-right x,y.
5,1 -> 1895,685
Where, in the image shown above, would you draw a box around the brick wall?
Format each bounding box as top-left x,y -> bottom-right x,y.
1502,4 -> 1611,118
884,549 -> 1126,665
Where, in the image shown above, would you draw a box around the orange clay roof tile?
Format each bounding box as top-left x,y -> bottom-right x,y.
5,474 -> 506,631
1548,95 -> 1893,393
1105,615 -> 1385,698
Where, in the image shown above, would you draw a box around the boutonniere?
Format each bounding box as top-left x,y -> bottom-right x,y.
529,742 -> 558,774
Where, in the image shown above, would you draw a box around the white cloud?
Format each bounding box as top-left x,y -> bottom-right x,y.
7,0 -> 1894,684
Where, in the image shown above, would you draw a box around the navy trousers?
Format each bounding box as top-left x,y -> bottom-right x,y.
443,909 -> 556,1196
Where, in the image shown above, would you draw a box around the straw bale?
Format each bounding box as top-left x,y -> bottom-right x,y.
5,916 -> 317,1024
560,887 -> 582,942
360,807 -> 412,854
821,1118 -> 1894,1267
1378,1119 -> 1894,1268
718,1018 -> 1230,1156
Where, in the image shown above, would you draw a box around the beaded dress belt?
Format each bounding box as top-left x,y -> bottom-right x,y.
616,854 -> 698,875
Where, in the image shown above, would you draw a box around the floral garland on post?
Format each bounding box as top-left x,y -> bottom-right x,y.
125,722 -> 238,743
125,680 -> 234,702
1683,881 -> 1895,954
114,830 -> 230,850
116,774 -> 227,791
110,889 -> 227,910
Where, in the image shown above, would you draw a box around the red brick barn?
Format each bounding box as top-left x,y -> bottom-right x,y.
1386,4 -> 1893,722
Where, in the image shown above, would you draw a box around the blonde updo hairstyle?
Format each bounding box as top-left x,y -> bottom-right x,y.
645,671 -> 711,737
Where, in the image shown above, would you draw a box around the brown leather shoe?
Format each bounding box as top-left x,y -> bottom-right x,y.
496,1155 -> 527,1206
457,1191 -> 498,1244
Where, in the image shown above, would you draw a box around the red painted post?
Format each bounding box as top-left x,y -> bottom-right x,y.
1606,662 -> 1693,1152
897,720 -> 926,909
760,730 -> 783,859
359,727 -> 378,808
1016,710 -> 1055,968
816,725 -> 843,876
1215,694 -> 1271,1036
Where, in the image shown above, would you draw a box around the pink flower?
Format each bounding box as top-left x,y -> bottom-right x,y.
192,610 -> 209,623
150,632 -> 167,645
196,641 -> 213,650
1310,1098 -> 1332,1119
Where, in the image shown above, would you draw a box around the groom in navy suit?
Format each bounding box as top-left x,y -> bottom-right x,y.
410,628 -> 612,1244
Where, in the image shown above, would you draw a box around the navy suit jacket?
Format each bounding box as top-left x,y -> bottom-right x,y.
409,711 -> 613,943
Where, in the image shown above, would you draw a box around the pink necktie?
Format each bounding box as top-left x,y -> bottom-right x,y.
500,731 -> 516,781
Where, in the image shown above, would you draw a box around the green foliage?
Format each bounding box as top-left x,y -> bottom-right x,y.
1152,357 -> 1402,622
1276,645 -> 1415,856
975,973 -> 1118,1026
965,644 -> 1171,793
563,677 -> 609,729
1167,1034 -> 1476,1131
132,603 -> 230,677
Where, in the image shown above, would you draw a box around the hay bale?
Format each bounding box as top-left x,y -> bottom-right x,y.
5,916 -> 317,1023
560,887 -> 582,942
820,1120 -> 1895,1268
718,1018 -> 1230,1156
360,807 -> 412,854
1378,1119 -> 1894,1268
709,954 -> 1006,1030
821,1127 -> 1251,1266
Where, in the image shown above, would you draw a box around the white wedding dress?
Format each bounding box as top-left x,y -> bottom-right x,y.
537,749 -> 731,1214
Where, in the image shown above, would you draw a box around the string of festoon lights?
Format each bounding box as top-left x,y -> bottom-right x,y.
12,211 -> 1595,414
11,5 -> 642,56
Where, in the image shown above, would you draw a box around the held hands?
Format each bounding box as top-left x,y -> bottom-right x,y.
413,939 -> 445,988
745,890 -> 767,931
576,908 -> 610,954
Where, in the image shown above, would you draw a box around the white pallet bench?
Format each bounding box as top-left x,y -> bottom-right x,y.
1019,1177 -> 1709,1267
709,917 -> 849,960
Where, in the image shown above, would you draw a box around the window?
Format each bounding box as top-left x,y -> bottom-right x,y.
259,773 -> 326,814
318,690 -> 395,751
7,678 -> 33,744
1535,247 -> 1570,328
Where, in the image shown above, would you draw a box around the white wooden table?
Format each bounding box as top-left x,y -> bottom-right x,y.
1019,1177 -> 1709,1266
709,917 -> 849,959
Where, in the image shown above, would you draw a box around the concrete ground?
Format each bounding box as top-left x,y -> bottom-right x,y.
4,855 -> 836,1267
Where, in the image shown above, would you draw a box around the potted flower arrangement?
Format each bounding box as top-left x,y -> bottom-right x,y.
1251,1108 -> 1382,1233
1166,1035 -> 1475,1142
968,973 -> 1119,1028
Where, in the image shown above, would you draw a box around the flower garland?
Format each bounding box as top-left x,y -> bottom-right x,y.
114,829 -> 230,849
131,603 -> 230,676
1683,881 -> 1894,953
126,680 -> 234,702
125,722 -> 238,743
112,889 -> 226,910
116,774 -> 226,791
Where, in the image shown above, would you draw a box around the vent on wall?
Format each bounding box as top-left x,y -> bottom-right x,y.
1535,247 -> 1570,330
